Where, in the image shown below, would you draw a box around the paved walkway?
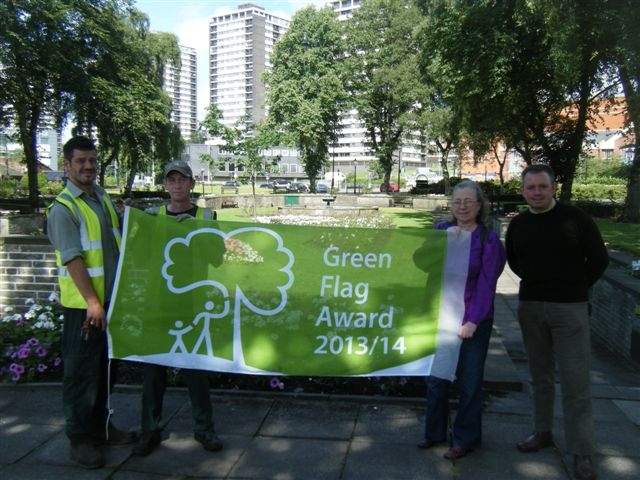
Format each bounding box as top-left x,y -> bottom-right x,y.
1,267 -> 639,479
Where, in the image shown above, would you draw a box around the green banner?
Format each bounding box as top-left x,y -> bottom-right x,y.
107,207 -> 469,378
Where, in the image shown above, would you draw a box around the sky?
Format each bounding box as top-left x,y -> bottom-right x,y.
134,1 -> 328,120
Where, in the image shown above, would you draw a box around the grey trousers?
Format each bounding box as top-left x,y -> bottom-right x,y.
518,301 -> 594,455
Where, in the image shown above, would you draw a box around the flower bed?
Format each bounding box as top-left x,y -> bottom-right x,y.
1,295 -> 64,382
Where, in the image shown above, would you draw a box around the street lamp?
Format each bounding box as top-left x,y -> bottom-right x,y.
353,159 -> 358,194
200,169 -> 205,195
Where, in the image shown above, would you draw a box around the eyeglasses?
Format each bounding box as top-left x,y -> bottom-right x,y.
451,199 -> 478,208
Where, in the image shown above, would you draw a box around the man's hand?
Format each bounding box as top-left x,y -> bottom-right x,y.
86,298 -> 106,331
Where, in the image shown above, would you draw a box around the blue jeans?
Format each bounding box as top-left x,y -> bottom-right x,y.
423,318 -> 493,449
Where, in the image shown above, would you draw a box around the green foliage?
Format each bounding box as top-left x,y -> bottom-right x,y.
18,173 -> 63,196
0,178 -> 18,196
577,156 -> 631,181
344,0 -> 424,184
1,296 -> 64,383
571,184 -> 626,202
265,5 -> 348,189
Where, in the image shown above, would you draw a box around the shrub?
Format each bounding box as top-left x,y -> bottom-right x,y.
0,295 -> 64,383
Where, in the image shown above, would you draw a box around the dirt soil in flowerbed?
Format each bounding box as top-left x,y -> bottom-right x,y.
113,360 -> 428,398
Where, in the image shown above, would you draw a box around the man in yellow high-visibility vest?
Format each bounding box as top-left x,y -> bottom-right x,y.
132,160 -> 223,457
47,136 -> 136,469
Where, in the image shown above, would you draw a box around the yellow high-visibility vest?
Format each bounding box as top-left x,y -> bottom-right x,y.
47,188 -> 121,308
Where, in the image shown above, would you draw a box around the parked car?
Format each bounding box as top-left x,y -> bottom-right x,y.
315,183 -> 329,194
224,180 -> 241,187
259,183 -> 273,189
272,178 -> 290,191
380,182 -> 399,193
287,182 -> 309,193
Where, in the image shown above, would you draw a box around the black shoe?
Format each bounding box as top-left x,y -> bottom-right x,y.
132,431 -> 162,457
574,455 -> 597,480
417,439 -> 444,449
70,442 -> 105,469
194,431 -> 223,452
516,431 -> 553,452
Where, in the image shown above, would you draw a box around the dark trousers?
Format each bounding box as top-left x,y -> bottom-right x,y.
61,307 -> 109,443
141,364 -> 213,434
423,318 -> 493,449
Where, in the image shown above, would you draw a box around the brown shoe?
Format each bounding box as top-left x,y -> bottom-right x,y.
70,442 -> 105,469
516,431 -> 553,452
443,446 -> 471,460
574,455 -> 597,480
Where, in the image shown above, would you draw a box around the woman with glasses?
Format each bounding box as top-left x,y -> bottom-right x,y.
418,180 -> 506,460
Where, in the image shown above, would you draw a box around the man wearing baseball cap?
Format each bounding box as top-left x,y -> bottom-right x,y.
133,160 -> 222,456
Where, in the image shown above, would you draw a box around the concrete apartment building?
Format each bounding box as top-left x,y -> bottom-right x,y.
164,45 -> 198,141
209,3 -> 288,130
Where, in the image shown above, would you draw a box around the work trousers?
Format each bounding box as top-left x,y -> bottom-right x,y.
518,301 -> 594,455
423,318 -> 493,449
141,364 -> 214,434
61,307 -> 109,443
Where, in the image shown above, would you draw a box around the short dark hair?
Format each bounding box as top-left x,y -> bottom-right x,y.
63,136 -> 97,160
521,163 -> 555,183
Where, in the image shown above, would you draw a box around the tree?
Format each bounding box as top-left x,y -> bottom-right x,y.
611,0 -> 640,222
0,0 -> 132,209
343,0 -> 425,189
72,10 -> 181,194
416,0 -> 613,201
264,6 -> 347,192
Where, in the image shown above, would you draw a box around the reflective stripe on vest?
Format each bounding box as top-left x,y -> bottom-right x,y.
50,188 -> 121,309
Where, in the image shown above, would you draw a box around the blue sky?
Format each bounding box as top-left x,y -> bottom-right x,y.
134,1 -> 327,119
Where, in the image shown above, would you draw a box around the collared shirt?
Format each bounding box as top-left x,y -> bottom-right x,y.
47,181 -> 120,301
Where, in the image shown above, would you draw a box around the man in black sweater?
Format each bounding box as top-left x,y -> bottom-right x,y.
506,164 -> 608,480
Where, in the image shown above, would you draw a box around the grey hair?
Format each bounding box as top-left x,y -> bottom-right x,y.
450,180 -> 490,224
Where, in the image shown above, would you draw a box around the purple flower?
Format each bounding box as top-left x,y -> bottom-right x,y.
26,338 -> 39,346
53,357 -> 62,367
9,363 -> 25,374
36,346 -> 47,357
17,347 -> 30,359
11,372 -> 21,381
37,364 -> 48,372
270,377 -> 285,390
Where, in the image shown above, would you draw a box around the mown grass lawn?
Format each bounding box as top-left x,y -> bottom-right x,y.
593,218 -> 640,256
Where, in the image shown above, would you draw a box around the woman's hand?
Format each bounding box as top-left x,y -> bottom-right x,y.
458,322 -> 477,339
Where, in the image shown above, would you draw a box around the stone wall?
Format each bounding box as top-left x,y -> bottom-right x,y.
0,236 -> 58,313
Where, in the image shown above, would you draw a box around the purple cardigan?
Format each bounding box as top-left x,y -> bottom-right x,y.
435,221 -> 507,325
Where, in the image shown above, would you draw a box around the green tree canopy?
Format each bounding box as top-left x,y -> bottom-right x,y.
264,5 -> 347,191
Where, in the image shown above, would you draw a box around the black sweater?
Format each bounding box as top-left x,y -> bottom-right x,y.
505,202 -> 609,302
